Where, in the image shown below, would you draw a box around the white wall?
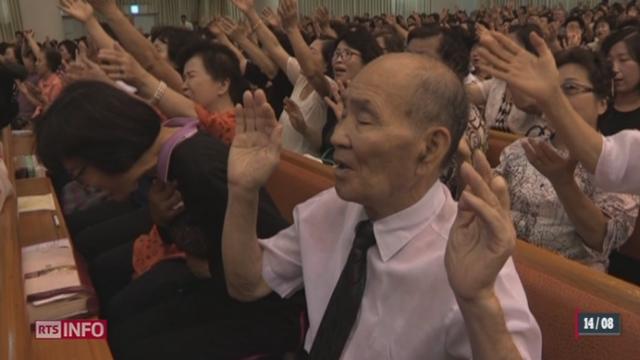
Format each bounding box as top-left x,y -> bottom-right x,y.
19,0 -> 64,41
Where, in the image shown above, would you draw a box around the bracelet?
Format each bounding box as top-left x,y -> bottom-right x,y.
149,81 -> 167,105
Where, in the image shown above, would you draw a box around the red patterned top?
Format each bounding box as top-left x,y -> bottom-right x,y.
195,105 -> 236,145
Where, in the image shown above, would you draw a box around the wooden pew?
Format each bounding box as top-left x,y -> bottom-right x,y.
486,129 -> 522,168
0,128 -> 112,360
1,127 -> 30,360
265,149 -> 640,359
514,241 -> 640,359
265,151 -> 335,224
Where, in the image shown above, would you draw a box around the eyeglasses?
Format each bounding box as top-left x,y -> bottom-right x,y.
333,48 -> 361,61
560,82 -> 594,96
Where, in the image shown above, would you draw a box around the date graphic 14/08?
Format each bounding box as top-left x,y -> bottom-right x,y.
577,313 -> 621,336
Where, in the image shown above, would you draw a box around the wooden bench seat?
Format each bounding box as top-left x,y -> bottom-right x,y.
0,128 -> 112,360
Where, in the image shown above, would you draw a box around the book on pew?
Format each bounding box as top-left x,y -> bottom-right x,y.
21,238 -> 98,324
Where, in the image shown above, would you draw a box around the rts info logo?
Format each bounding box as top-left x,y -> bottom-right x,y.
35,320 -> 107,339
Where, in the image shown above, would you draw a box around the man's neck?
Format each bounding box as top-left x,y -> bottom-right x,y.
364,175 -> 439,221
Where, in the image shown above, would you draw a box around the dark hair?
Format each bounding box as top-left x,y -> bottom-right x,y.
58,40 -> 77,61
617,17 -> 640,30
555,48 -> 612,100
601,27 -> 640,59
508,24 -> 544,55
35,81 -> 161,175
407,24 -> 442,44
316,37 -> 337,77
407,25 -> 471,79
595,15 -> 616,32
335,26 -> 382,64
0,42 -> 15,56
177,41 -> 249,104
373,29 -> 405,53
601,28 -> 640,91
330,20 -> 349,38
43,49 -> 62,73
564,15 -> 586,31
151,26 -> 201,65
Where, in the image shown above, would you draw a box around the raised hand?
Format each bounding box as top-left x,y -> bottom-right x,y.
219,16 -> 247,42
522,139 -> 577,184
283,97 -> 307,135
476,30 -> 559,106
261,7 -> 281,28
445,151 -> 516,301
278,0 -> 299,31
58,0 -> 94,23
148,180 -> 185,227
97,43 -> 145,83
324,80 -> 348,120
208,18 -> 225,38
228,90 -> 283,192
65,49 -> 112,84
314,6 -> 330,28
384,14 -> 397,25
231,0 -> 255,14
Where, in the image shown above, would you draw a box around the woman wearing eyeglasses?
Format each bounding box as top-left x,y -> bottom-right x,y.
494,48 -> 640,271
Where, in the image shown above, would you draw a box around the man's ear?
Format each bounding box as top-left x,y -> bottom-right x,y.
417,126 -> 451,174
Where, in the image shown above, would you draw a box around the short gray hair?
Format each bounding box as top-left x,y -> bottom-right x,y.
405,67 -> 469,168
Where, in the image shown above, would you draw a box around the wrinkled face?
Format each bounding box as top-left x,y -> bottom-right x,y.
330,62 -> 446,212
62,159 -> 138,202
406,36 -> 441,58
153,39 -> 169,61
309,39 -> 328,72
332,41 -> 364,81
559,63 -> 607,128
608,41 -> 640,94
58,45 -> 72,62
182,55 -> 228,110
595,21 -> 610,41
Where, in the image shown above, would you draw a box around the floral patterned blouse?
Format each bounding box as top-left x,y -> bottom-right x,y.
495,137 -> 640,270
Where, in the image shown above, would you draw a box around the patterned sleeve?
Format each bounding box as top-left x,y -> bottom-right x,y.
493,139 -> 525,182
589,190 -> 640,259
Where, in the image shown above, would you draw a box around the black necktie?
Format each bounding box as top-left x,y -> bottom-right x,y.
308,220 -> 377,360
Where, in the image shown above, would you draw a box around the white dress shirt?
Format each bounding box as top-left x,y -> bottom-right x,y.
596,130 -> 640,194
259,181 -> 542,359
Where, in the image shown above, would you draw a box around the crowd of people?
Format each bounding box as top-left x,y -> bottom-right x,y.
1,0 -> 640,358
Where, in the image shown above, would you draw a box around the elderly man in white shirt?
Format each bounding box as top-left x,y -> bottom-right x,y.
222,53 -> 541,359
477,30 -> 640,195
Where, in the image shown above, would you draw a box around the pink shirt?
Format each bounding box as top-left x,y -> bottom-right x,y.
259,182 -> 541,359
596,130 -> 640,194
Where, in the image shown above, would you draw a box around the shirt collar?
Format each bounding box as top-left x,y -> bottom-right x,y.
367,181 -> 447,262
